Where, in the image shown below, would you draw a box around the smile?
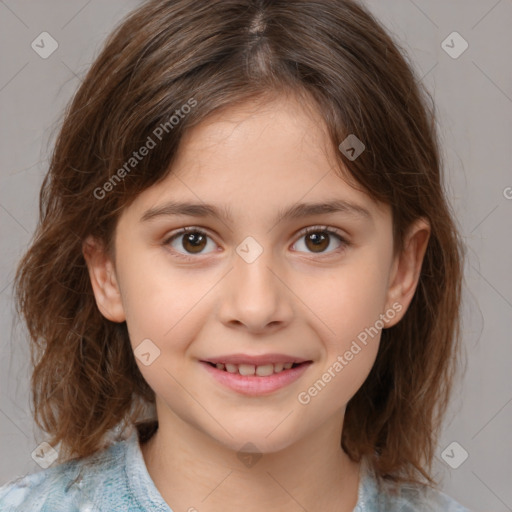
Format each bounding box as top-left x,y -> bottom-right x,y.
200,361 -> 312,395
206,361 -> 303,376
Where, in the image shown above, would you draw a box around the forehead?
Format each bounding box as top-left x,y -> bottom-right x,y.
123,94 -> 390,225
177,93 -> 334,170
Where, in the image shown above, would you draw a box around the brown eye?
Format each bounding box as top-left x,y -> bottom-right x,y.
182,231 -> 207,253
164,225 -> 349,261
293,227 -> 348,255
165,228 -> 216,259
304,231 -> 330,253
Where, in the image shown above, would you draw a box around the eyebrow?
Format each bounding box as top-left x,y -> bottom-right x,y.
140,199 -> 372,224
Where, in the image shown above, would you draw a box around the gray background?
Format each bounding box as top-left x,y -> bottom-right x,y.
0,1 -> 511,511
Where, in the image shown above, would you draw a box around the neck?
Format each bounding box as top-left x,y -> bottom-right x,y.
140,403 -> 362,512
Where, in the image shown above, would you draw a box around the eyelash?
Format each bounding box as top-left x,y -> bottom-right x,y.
163,225 -> 350,262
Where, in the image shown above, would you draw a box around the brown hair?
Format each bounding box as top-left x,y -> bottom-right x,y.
13,0 -> 465,489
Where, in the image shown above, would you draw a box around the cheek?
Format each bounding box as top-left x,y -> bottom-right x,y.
120,265 -> 213,405
293,255 -> 388,410
297,253 -> 390,347
116,243 -> 211,335
109,239 -> 184,401
297,342 -> 379,420
296,263 -> 387,412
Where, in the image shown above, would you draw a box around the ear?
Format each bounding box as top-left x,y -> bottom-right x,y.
384,217 -> 431,327
82,235 -> 126,323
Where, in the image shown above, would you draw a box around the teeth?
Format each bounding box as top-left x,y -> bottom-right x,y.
212,362 -> 300,375
256,364 -> 274,377
238,364 -> 256,376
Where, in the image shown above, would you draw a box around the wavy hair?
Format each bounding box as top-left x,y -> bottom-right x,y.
13,0 -> 465,489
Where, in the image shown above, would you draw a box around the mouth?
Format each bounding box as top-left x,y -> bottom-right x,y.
200,358 -> 313,395
203,361 -> 309,377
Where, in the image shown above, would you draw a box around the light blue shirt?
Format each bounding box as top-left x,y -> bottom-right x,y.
0,427 -> 471,511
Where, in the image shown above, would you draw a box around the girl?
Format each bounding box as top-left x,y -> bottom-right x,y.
0,0 -> 470,510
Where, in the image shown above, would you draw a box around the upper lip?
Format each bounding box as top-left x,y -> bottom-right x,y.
201,353 -> 311,366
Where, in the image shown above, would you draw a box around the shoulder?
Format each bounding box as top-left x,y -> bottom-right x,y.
0,434 -> 129,512
386,484 -> 471,512
358,460 -> 472,512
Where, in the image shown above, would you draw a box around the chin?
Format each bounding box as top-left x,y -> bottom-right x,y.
212,427 -> 300,455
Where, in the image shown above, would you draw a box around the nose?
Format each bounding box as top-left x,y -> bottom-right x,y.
216,245 -> 294,334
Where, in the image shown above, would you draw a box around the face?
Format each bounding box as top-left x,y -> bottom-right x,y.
84,93 -> 429,454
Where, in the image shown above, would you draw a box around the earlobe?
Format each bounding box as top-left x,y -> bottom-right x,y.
384,218 -> 431,327
82,236 -> 126,323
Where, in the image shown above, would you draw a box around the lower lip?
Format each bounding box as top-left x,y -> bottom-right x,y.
200,361 -> 312,396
